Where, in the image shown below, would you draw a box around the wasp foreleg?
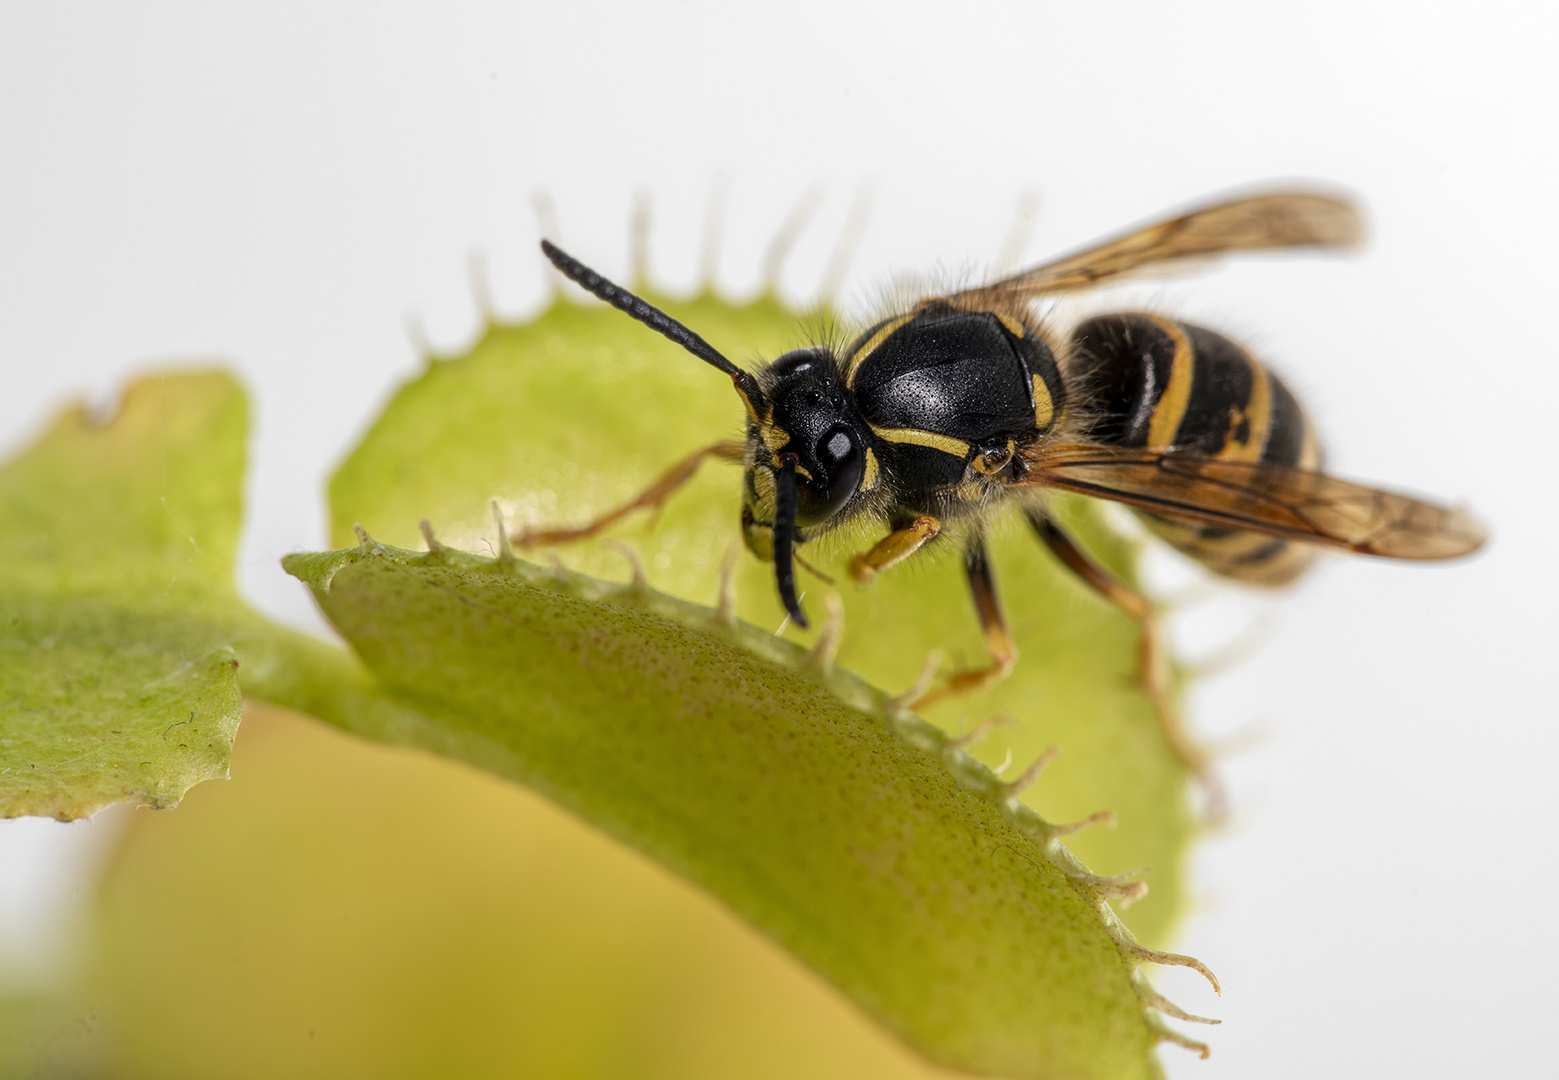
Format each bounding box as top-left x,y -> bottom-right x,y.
847,516 -> 941,582
514,439 -> 744,548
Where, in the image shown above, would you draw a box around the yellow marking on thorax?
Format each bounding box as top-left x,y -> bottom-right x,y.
1145,315 -> 1195,449
995,312 -> 1028,339
862,447 -> 880,490
844,315 -> 914,388
867,425 -> 971,458
1218,347 -> 1272,463
1031,375 -> 1054,430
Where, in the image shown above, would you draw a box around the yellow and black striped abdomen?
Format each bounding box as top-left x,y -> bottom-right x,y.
1067,313 -> 1320,585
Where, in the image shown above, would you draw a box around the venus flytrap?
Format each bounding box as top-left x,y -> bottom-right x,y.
0,251 -> 1210,1077
331,274 -> 1197,947
283,529 -> 1216,1075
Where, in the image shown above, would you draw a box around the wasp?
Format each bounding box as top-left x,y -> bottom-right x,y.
527,191 -> 1484,778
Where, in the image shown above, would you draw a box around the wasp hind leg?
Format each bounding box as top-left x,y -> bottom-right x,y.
1025,508 -> 1225,813
907,538 -> 1019,710
514,439 -> 744,548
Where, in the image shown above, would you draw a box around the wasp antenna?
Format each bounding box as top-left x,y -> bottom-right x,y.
531,191 -> 563,293
773,454 -> 808,630
629,189 -> 652,289
817,183 -> 875,304
761,185 -> 826,288
539,239 -> 765,408
699,174 -> 730,290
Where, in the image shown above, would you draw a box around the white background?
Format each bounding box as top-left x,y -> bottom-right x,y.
2,2 -> 1556,1076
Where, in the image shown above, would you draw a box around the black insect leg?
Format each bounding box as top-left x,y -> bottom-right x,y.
1025,507 -> 1225,816
909,537 -> 1019,710
515,439 -> 744,548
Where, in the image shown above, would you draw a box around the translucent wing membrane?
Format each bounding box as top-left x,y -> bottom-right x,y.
1019,443 -> 1485,560
952,192 -> 1362,305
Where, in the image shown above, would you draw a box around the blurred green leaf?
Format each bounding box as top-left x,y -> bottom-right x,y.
86,704 -> 972,1080
0,373 -> 247,819
0,372 -> 439,819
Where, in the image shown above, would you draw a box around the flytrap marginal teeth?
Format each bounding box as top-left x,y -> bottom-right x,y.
353,523 -> 382,557
1132,971 -> 1221,1026
602,539 -> 649,591
1071,870 -> 1149,907
1146,1013 -> 1213,1060
418,518 -> 446,554
427,522 -> 1222,1061
467,250 -> 496,327
1043,810 -> 1117,839
1120,942 -> 1221,996
997,745 -> 1059,802
715,544 -> 740,626
942,713 -> 1009,755
544,552 -> 572,582
805,595 -> 845,674
888,649 -> 943,713
490,500 -> 515,569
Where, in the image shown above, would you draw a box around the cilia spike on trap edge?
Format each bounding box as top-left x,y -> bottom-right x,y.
527,190 -> 1485,787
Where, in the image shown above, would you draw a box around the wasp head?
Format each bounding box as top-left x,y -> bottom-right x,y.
739,348 -> 872,626
538,240 -> 863,630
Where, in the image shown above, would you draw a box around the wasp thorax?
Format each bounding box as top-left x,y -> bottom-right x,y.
757,348 -> 869,527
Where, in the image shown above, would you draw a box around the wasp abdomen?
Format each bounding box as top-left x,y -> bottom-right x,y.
1068,313 -> 1319,585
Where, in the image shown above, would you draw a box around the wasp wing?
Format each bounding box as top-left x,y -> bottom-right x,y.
1018,443 -> 1484,559
952,192 -> 1362,305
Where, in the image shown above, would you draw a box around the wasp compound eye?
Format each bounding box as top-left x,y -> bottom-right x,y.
795,424 -> 864,526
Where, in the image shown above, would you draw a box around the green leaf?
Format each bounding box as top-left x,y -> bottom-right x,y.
286,539 -> 1213,1079
0,373 -> 248,819
0,283 -> 1212,1074
328,291 -> 1195,948
0,372 -> 446,820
